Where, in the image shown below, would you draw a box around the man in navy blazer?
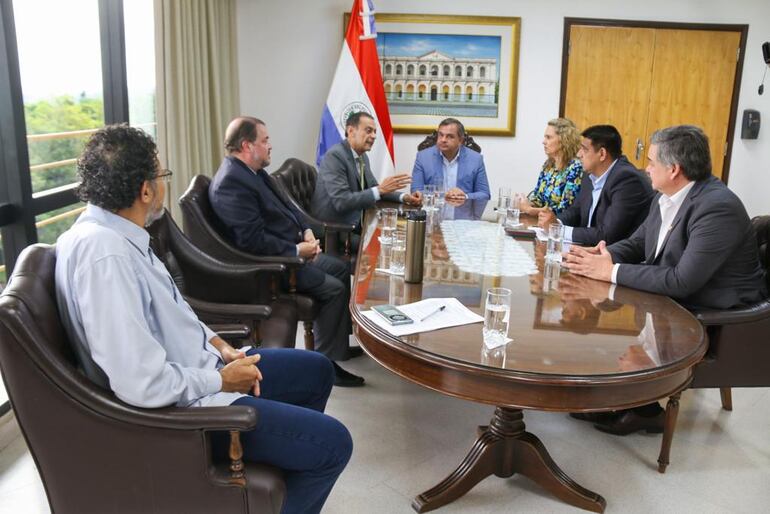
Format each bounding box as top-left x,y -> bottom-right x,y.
410,118 -> 491,202
539,125 -> 653,246
565,125 -> 767,435
209,117 -> 365,387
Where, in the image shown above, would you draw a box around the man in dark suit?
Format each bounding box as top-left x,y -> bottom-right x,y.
312,112 -> 421,230
209,116 -> 365,387
564,125 -> 767,434
539,125 -> 653,245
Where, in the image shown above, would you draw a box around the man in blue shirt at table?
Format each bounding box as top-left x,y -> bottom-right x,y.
54,125 -> 351,514
411,118 -> 491,202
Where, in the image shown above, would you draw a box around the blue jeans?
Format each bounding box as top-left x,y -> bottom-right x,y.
213,348 -> 351,514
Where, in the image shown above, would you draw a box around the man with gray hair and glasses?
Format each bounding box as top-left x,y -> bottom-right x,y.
563,124 -> 767,435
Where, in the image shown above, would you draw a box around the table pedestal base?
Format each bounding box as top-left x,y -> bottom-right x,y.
412,407 -> 606,513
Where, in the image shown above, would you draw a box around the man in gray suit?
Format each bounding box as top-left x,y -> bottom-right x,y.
564,125 -> 767,434
312,112 -> 422,233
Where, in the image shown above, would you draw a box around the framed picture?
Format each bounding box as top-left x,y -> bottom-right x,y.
345,13 -> 521,136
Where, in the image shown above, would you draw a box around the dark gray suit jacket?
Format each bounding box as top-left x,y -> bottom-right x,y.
557,156 -> 653,245
311,140 -> 401,226
608,176 -> 767,310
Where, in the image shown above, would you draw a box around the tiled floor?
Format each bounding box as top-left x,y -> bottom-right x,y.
1,333 -> 768,513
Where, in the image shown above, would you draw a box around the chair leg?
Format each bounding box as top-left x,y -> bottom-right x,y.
657,392 -> 682,474
719,387 -> 733,411
303,321 -> 315,351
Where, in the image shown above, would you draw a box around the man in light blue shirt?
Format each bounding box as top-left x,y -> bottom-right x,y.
55,125 -> 351,514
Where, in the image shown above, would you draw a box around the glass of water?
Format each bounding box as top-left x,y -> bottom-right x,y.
424,184 -> 437,211
497,187 -> 511,211
483,287 -> 512,347
546,221 -> 564,263
379,207 -> 398,244
504,194 -> 521,227
389,231 -> 406,275
435,184 -> 446,209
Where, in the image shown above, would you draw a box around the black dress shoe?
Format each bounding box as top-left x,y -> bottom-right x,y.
346,346 -> 364,359
593,409 -> 664,436
569,412 -> 617,423
332,362 -> 365,387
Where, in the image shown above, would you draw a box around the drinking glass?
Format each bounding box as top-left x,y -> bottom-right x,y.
389,231 -> 406,275
546,221 -> 565,263
435,184 -> 446,209
497,187 -> 511,211
424,184 -> 437,211
483,287 -> 511,347
504,194 -> 521,227
379,207 -> 398,244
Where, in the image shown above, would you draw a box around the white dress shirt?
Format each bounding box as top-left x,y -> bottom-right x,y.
611,181 -> 695,283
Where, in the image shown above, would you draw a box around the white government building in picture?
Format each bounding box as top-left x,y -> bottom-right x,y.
380,50 -> 498,106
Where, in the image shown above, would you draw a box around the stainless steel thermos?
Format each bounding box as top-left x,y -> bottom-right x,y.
404,210 -> 427,283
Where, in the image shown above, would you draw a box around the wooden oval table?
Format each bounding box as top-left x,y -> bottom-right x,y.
350,201 -> 707,513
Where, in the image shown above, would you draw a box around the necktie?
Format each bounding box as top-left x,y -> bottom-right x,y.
358,156 -> 366,191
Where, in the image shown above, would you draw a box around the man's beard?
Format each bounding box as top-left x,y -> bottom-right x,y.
144,194 -> 164,227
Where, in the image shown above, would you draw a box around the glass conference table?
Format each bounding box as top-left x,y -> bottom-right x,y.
350,200 -> 707,513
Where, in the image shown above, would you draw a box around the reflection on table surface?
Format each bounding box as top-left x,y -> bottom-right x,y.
353,200 -> 704,377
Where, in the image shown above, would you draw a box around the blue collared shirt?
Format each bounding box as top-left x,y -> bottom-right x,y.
564,159 -> 617,241
55,204 -> 244,408
442,151 -> 460,190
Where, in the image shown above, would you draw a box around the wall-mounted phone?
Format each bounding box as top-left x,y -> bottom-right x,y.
741,109 -> 760,139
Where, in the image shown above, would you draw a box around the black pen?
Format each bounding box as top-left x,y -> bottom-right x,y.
420,305 -> 446,322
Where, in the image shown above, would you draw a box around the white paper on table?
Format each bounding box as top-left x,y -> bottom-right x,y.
362,297 -> 484,337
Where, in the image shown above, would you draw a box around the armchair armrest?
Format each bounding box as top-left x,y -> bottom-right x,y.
211,323 -> 252,341
694,300 -> 770,326
186,296 -> 272,320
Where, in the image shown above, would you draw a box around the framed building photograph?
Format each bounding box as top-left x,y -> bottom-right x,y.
345,13 -> 521,136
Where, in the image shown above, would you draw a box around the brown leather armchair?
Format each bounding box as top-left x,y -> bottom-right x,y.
417,130 -> 482,153
271,158 -> 356,257
179,175 -> 317,351
0,244 -> 285,514
658,215 -> 770,473
147,210 -> 298,348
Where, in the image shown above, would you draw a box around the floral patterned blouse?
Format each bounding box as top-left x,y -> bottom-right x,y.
527,158 -> 583,214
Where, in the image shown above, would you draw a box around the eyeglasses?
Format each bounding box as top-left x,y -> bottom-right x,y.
155,169 -> 173,183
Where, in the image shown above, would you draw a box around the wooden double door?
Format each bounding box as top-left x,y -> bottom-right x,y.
561,20 -> 747,180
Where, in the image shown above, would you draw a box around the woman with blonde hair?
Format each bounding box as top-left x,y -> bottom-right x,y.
521,118 -> 583,214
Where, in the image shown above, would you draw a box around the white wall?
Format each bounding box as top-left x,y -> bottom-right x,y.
237,0 -> 770,216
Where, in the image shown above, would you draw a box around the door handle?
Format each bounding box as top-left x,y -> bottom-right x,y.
635,138 -> 644,161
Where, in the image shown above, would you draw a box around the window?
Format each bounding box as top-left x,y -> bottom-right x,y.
407,64 -> 414,76
396,64 -> 403,76
419,65 -> 426,77
467,66 -> 474,78
431,65 -> 438,77
125,0 -> 157,138
455,65 -> 462,77
480,66 -> 486,78
443,65 -> 450,77
385,64 -> 392,75
14,0 -> 104,196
